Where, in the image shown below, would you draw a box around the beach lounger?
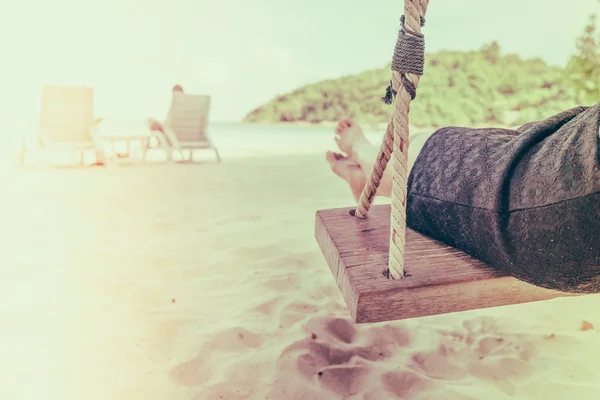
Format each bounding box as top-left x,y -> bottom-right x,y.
21,85 -> 104,166
162,93 -> 220,163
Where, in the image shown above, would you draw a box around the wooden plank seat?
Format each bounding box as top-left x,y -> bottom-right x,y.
315,205 -> 574,324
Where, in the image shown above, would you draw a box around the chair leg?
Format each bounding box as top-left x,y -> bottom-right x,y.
214,148 -> 221,163
141,139 -> 149,163
156,133 -> 174,164
138,139 -> 145,162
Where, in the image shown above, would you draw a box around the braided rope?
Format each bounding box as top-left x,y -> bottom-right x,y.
353,0 -> 428,280
352,122 -> 393,218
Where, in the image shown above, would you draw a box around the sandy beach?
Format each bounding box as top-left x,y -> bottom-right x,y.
3,136 -> 600,399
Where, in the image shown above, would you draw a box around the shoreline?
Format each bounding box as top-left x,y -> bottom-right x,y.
238,119 -> 520,132
237,120 -> 428,132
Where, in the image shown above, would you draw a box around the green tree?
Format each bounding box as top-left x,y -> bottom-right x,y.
567,14 -> 600,104
244,45 -> 580,127
481,41 -> 501,64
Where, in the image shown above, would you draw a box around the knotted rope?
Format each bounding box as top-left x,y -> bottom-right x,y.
353,0 -> 429,280
382,14 -> 426,104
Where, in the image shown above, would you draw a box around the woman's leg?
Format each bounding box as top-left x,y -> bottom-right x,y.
330,119 -> 433,200
325,151 -> 367,202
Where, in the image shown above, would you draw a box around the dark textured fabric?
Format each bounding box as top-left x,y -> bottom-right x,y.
406,102 -> 600,293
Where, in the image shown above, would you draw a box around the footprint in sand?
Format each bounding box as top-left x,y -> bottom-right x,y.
318,364 -> 371,398
278,301 -> 321,328
277,316 -> 414,398
409,316 -> 534,387
262,272 -> 301,292
252,295 -> 286,315
253,295 -> 342,329
169,326 -> 264,387
381,370 -> 436,399
252,297 -> 321,328
196,359 -> 273,400
308,284 -> 342,301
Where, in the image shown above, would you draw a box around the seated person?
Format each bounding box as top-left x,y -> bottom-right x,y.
147,84 -> 185,147
329,103 -> 600,294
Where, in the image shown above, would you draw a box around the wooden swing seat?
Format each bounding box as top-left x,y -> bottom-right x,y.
315,204 -> 573,324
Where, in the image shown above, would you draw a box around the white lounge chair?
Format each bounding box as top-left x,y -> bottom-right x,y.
162,93 -> 220,163
21,85 -> 104,166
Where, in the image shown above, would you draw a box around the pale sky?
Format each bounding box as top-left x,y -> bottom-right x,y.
0,0 -> 598,124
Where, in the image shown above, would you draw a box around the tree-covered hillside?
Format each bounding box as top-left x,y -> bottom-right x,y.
244,42 -> 591,128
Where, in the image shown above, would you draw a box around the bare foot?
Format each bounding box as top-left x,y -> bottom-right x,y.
326,151 -> 367,202
334,118 -> 370,158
